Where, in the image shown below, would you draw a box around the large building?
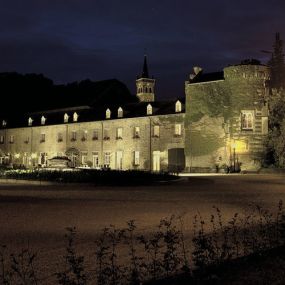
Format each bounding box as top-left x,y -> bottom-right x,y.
0,57 -> 270,172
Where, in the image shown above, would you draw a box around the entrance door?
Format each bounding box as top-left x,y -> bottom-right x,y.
39,152 -> 47,166
70,154 -> 77,168
92,152 -> 99,168
153,151 -> 160,172
116,151 -> 123,170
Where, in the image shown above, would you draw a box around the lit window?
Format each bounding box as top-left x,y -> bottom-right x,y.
116,127 -> 123,139
73,112 -> 78,122
174,124 -> 182,136
175,100 -> 182,113
9,135 -> 14,144
2,120 -> 7,127
82,130 -> 88,141
64,113 -> 69,123
118,107 -> 123,118
104,152 -> 111,166
106,108 -> 111,119
134,151 -> 140,166
92,151 -> 99,168
57,133 -> 63,142
71,131 -> 77,141
134,126 -> 140,138
41,116 -> 46,125
147,104 -> 152,115
0,135 -> 4,144
81,151 -> 88,165
92,130 -> 99,140
241,111 -> 254,130
28,117 -> 33,126
153,125 -> 160,137
40,133 -> 45,143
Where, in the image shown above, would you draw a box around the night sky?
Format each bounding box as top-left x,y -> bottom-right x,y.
1,0 -> 285,100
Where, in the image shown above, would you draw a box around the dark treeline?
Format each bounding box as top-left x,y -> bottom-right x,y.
0,72 -> 136,116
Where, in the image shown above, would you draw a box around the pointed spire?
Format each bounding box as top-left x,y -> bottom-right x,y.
141,54 -> 149,78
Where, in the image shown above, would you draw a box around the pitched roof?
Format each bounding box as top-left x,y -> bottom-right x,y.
189,71 -> 224,84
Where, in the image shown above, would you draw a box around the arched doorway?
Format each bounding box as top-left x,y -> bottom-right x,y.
65,148 -> 80,167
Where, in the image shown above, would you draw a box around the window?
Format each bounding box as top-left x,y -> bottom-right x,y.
82,130 -> 88,141
153,125 -> 160,137
92,151 -> 99,168
174,124 -> 182,136
104,152 -> 111,166
241,111 -> 254,130
9,135 -> 14,144
57,133 -> 63,142
104,129 -> 110,140
64,113 -> 69,123
134,127 -> 140,138
92,130 -> 99,140
175,100 -> 182,113
134,151 -> 140,166
81,151 -> 88,165
41,116 -> 46,125
28,117 -> 33,126
106,108 -> 111,119
2,120 -> 6,127
118,107 -> 123,118
71,131 -> 77,141
24,136 -> 29,144
0,135 -> 4,144
40,133 -> 46,143
73,112 -> 78,122
147,104 -> 152,115
116,128 -> 123,139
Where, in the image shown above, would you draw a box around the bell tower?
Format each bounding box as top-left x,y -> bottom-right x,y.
136,55 -> 155,102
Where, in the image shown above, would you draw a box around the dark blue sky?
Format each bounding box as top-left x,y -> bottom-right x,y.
0,0 -> 285,99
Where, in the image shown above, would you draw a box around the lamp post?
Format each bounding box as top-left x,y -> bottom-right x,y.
231,140 -> 236,173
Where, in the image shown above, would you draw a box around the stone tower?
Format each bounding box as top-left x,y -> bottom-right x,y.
136,55 -> 155,102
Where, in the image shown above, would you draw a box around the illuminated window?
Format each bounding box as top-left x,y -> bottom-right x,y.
92,130 -> 99,140
134,126 -> 140,138
104,152 -> 111,166
2,120 -> 7,127
81,151 -> 88,165
0,135 -> 4,144
116,127 -> 123,139
9,135 -> 14,144
118,107 -> 123,118
147,104 -> 152,115
82,130 -> 88,141
174,124 -> 182,136
73,112 -> 78,122
106,108 -> 111,119
57,133 -> 63,142
71,131 -> 77,141
241,111 -> 254,130
40,133 -> 45,143
41,116 -> 46,125
134,151 -> 140,166
175,100 -> 182,113
153,125 -> 160,137
28,117 -> 33,126
64,113 -> 69,123
92,151 -> 99,168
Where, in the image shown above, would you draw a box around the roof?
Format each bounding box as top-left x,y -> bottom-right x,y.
0,99 -> 185,129
188,71 -> 224,84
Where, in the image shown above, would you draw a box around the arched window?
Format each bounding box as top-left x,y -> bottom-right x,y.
64,113 -> 69,123
241,111 -> 253,130
28,117 -> 33,126
73,112 -> 78,122
106,108 -> 111,119
117,107 -> 123,118
147,104 -> 152,115
41,116 -> 46,125
175,100 -> 182,113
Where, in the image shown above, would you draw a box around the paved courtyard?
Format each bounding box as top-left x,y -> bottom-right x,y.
0,174 -> 284,283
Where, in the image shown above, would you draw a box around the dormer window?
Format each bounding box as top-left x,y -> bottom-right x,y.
41,116 -> 46,125
106,108 -> 111,119
118,107 -> 123,118
73,112 -> 78,122
64,113 -> 69,123
147,104 -> 152,115
28,117 -> 33,126
2,120 -> 6,127
175,100 -> 182,113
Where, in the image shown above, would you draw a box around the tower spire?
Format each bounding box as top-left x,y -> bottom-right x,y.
142,54 -> 149,78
